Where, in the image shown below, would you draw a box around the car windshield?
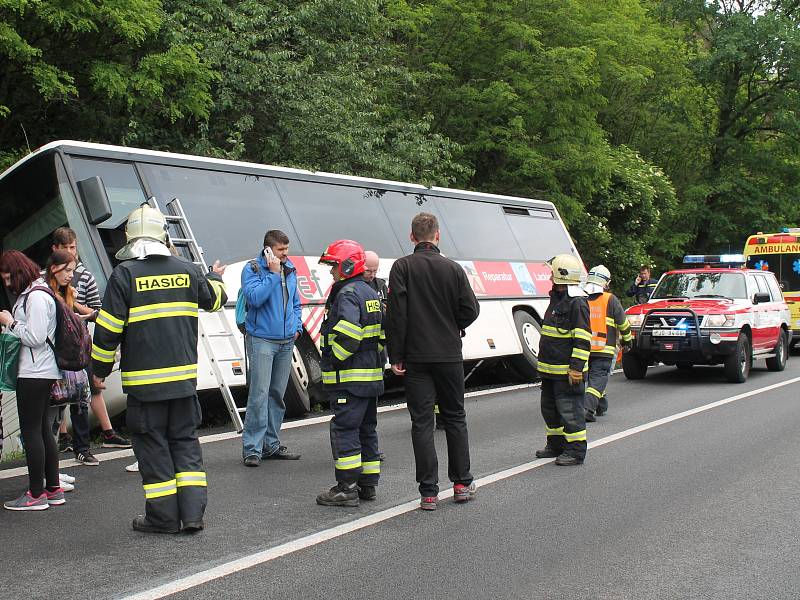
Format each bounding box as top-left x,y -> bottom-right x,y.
652,272 -> 747,300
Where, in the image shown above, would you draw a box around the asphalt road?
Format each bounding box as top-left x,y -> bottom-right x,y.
1,357 -> 799,600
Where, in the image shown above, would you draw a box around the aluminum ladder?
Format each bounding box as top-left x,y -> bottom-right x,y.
149,196 -> 247,432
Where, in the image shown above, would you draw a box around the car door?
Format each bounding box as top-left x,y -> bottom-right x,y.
758,272 -> 785,349
745,274 -> 766,351
753,274 -> 777,351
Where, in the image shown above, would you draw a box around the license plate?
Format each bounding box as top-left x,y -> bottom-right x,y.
652,329 -> 686,337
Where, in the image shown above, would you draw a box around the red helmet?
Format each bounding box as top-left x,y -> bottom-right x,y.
319,239 -> 366,279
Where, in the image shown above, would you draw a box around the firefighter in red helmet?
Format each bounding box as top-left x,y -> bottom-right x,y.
316,240 -> 386,506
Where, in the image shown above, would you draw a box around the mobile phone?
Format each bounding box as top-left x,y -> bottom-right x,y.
264,246 -> 275,261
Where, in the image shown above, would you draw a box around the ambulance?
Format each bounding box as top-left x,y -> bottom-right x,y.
743,229 -> 800,348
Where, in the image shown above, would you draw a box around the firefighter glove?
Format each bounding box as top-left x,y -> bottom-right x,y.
568,369 -> 583,386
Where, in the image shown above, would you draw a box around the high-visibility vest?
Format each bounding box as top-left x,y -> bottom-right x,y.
588,292 -> 611,352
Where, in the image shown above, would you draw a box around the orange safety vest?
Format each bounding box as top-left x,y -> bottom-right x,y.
588,292 -> 611,352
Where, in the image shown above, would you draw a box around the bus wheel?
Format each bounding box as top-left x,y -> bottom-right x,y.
284,335 -> 322,417
509,311 -> 541,380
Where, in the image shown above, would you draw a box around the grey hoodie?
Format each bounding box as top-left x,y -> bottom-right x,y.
9,278 -> 59,379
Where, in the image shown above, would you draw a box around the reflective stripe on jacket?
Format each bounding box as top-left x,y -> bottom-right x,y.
320,277 -> 385,397
91,255 -> 227,401
538,289 -> 591,379
587,292 -> 632,356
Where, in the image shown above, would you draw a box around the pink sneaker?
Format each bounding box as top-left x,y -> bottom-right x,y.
420,496 -> 439,511
4,490 -> 49,511
44,488 -> 66,506
453,482 -> 476,503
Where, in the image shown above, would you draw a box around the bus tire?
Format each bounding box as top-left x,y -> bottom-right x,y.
766,329 -> 788,372
284,335 -> 322,417
509,310 -> 541,380
676,362 -> 693,371
724,334 -> 751,383
622,351 -> 648,380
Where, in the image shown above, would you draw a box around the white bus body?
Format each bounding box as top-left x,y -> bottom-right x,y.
0,141 -> 581,456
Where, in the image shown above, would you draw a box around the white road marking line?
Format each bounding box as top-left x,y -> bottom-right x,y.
122,375 -> 800,600
0,383 -> 538,480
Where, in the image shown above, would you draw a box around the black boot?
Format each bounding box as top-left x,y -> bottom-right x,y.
555,454 -> 584,466
132,516 -> 180,534
358,485 -> 377,501
585,411 -> 596,422
535,447 -> 560,459
182,520 -> 205,533
316,483 -> 359,507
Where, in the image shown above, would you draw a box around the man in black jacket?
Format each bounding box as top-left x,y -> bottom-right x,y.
626,265 -> 658,304
385,212 -> 480,511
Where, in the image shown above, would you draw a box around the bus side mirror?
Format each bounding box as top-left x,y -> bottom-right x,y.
77,177 -> 112,225
753,292 -> 771,304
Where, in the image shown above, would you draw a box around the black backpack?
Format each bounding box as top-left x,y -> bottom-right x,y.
23,286 -> 92,371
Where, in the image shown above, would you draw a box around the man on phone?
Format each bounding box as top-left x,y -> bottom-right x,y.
626,265 -> 658,305
240,230 -> 303,466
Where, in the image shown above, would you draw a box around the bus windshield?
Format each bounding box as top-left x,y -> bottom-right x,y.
652,272 -> 747,300
746,254 -> 800,293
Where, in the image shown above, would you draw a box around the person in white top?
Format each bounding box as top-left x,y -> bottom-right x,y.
0,250 -> 65,511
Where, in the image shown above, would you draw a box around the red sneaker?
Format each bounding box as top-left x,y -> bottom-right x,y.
420,496 -> 439,511
453,482 -> 476,503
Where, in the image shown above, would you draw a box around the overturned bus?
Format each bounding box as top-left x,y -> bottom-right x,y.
0,141 -> 582,455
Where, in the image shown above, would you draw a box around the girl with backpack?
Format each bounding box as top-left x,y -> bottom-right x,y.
0,250 -> 65,511
45,250 -> 95,472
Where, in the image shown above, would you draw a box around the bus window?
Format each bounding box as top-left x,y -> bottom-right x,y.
276,180 -> 403,257
435,197 -> 524,260
378,191 -> 458,257
69,158 -> 147,230
140,165 -> 300,264
504,206 -> 574,261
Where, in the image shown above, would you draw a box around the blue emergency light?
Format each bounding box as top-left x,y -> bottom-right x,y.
682,254 -> 745,267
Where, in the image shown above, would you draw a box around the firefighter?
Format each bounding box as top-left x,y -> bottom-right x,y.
626,264 -> 658,304
315,240 -> 385,507
534,254 -> 591,466
91,204 -> 227,533
582,265 -> 632,422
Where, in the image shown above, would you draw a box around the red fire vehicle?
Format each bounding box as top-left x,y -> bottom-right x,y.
622,255 -> 791,383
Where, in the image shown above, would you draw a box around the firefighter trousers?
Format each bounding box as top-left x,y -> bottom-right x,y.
405,362 -> 472,497
540,378 -> 587,460
584,355 -> 613,416
329,391 -> 380,487
126,395 -> 207,530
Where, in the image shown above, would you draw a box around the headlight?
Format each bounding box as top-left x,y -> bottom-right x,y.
703,314 -> 735,327
628,314 -> 644,327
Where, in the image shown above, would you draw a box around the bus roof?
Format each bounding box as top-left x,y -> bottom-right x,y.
0,140 -> 558,209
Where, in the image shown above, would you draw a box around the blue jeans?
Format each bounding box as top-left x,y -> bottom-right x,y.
242,336 -> 294,458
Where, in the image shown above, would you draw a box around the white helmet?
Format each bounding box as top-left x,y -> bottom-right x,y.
115,203 -> 170,260
124,204 -> 168,244
546,254 -> 583,285
586,264 -> 611,288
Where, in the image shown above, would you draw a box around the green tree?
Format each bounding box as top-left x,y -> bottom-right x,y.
126,0 -> 467,185
0,0 -> 215,160
389,0 -> 679,282
663,0 -> 800,252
